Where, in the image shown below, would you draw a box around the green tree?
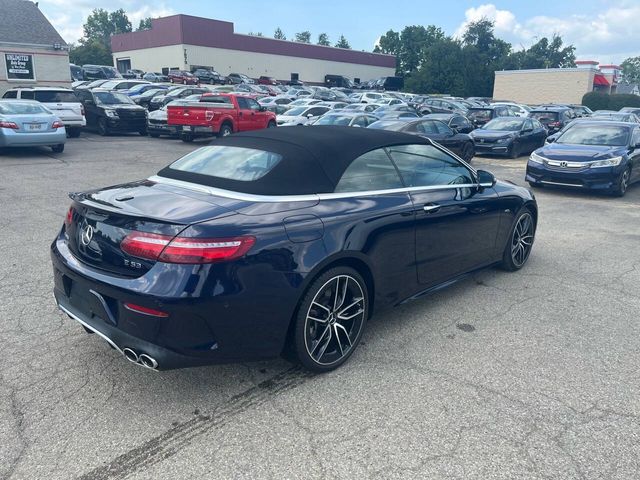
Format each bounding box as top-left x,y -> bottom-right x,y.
374,30 -> 402,74
621,56 -> 640,84
82,8 -> 132,49
69,39 -> 112,66
317,33 -> 330,46
335,35 -> 351,49
505,35 -> 575,70
460,19 -> 511,96
136,17 -> 152,31
295,31 -> 312,43
274,27 -> 286,40
406,37 -> 465,95
398,25 -> 445,75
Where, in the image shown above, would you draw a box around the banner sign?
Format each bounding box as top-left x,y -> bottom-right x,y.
5,53 -> 35,80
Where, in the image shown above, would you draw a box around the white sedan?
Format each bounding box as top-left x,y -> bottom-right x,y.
276,106 -> 331,126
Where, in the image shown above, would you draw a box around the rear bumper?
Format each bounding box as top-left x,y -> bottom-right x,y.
147,122 -> 179,136
57,117 -> 86,127
0,129 -> 66,146
176,125 -> 216,137
526,161 -> 622,190
50,233 -> 303,370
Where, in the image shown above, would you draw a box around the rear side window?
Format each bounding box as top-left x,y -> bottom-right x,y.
387,144 -> 474,187
168,146 -> 282,182
3,91 -> 17,98
335,148 -> 403,193
20,90 -> 34,100
34,91 -> 78,103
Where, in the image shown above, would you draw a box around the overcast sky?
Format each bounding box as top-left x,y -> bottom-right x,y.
40,0 -> 640,64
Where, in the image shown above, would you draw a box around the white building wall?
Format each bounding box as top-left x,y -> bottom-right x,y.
113,44 -> 395,83
0,45 -> 70,95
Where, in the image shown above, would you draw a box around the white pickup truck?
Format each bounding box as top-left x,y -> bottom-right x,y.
2,87 -> 86,137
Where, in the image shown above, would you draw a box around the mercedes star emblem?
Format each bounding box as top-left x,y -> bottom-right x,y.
81,225 -> 94,246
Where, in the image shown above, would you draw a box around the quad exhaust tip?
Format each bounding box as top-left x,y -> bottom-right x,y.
122,347 -> 158,370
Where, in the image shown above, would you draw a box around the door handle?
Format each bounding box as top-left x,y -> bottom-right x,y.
423,203 -> 441,213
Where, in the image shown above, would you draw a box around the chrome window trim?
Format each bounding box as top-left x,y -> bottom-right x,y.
149,140 -> 483,203
150,176 -> 483,202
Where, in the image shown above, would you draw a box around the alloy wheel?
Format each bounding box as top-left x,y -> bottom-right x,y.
304,275 -> 366,366
511,213 -> 534,267
620,169 -> 630,195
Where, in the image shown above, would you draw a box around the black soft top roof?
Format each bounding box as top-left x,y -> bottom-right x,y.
158,126 -> 429,195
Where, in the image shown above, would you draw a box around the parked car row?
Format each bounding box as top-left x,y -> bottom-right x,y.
4,77 -> 640,200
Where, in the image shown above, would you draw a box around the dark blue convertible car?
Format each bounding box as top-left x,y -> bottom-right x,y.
52,126 -> 537,372
526,120 -> 640,196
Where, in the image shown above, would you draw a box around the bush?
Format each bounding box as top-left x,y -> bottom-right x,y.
581,92 -> 610,111
609,93 -> 640,110
582,91 -> 640,111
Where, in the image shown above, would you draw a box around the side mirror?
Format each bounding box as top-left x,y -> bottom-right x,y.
477,170 -> 496,188
307,113 -> 314,118
546,135 -> 557,143
521,128 -> 533,134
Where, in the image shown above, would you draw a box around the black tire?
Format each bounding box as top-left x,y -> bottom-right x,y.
181,133 -> 194,143
209,78 -> 214,84
499,207 -> 536,272
149,133 -> 160,138
139,129 -> 147,136
292,266 -> 369,372
528,181 -> 543,189
97,118 -> 109,136
612,167 -> 631,197
51,144 -> 65,153
217,123 -> 233,137
67,128 -> 81,138
461,142 -> 474,162
267,120 -> 277,128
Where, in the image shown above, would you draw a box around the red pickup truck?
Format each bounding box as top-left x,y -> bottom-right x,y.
167,93 -> 277,142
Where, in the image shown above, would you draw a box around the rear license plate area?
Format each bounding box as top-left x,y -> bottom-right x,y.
27,123 -> 43,131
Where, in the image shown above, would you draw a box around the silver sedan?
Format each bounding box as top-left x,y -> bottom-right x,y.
0,100 -> 66,153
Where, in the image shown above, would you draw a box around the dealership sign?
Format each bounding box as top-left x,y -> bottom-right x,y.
5,53 -> 35,80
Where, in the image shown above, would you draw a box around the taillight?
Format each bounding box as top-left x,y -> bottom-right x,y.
52,120 -> 64,129
64,206 -> 74,228
81,105 -> 85,116
121,232 -> 255,264
0,120 -> 18,129
124,303 -> 169,318
548,122 -> 560,127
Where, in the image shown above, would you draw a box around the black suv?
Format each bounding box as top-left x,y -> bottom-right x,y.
467,105 -> 516,128
75,89 -> 147,136
193,69 -> 230,85
528,106 -> 576,134
148,87 -> 211,111
81,64 -> 121,81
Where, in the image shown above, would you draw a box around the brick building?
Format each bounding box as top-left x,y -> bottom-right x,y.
493,60 -> 620,105
110,15 -> 396,85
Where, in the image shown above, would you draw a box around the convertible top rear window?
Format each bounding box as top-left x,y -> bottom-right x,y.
156,126 -> 431,195
168,146 -> 282,182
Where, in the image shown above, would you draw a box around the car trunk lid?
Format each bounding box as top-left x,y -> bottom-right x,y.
65,180 -> 237,277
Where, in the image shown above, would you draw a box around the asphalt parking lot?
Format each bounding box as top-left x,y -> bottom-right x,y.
1,133 -> 639,480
